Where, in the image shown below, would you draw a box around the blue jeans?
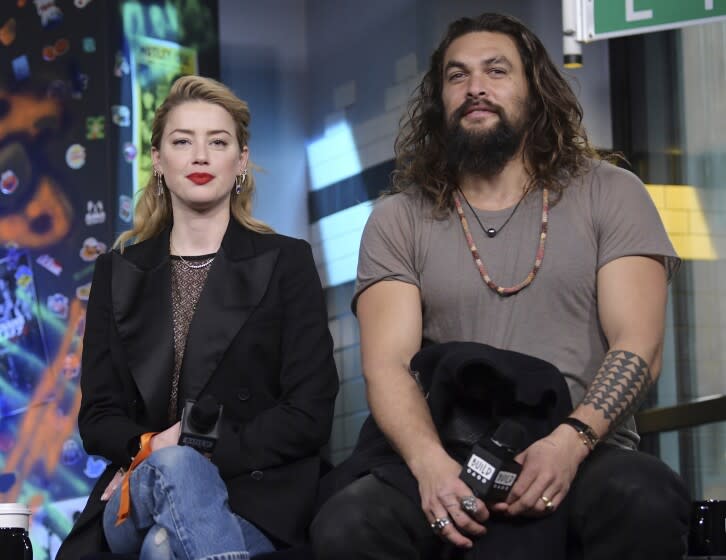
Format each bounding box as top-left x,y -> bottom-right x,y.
103,445 -> 275,560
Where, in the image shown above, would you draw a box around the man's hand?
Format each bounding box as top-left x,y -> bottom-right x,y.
414,448 -> 489,548
491,425 -> 588,517
151,422 -> 181,451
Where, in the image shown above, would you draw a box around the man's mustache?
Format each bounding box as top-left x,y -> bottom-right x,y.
452,99 -> 503,121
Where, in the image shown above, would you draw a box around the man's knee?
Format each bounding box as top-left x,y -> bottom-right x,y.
603,458 -> 688,525
311,480 -> 381,556
574,446 -> 690,528
311,474 -> 428,559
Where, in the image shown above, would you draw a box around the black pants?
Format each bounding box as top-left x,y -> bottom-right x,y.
310,445 -> 690,560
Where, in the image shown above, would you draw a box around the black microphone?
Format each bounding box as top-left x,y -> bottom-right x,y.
459,419 -> 527,504
178,395 -> 223,457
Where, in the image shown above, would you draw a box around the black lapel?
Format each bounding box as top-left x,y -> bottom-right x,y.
111,228 -> 174,430
180,220 -> 280,401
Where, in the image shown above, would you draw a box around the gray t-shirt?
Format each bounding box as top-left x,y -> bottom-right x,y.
354,160 -> 679,449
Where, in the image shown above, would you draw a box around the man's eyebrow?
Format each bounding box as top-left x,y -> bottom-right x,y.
483,55 -> 513,68
444,59 -> 468,73
444,55 -> 513,73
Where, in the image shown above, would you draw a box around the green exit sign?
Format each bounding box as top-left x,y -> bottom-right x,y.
577,0 -> 726,41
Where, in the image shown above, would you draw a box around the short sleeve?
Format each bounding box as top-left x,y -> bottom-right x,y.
592,163 -> 680,280
352,193 -> 420,313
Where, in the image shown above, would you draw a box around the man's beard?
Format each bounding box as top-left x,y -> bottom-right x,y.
444,100 -> 526,179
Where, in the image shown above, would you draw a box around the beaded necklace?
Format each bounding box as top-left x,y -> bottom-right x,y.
452,188 -> 549,296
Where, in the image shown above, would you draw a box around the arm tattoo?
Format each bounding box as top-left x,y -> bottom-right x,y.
581,349 -> 653,428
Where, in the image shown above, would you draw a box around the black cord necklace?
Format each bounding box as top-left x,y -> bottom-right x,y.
457,187 -> 525,238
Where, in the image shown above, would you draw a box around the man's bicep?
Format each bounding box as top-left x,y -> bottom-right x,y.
356,280 -> 423,382
597,255 -> 668,373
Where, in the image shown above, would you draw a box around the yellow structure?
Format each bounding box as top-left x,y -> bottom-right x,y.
645,184 -> 718,261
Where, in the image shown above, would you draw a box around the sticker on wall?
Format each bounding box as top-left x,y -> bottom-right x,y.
0,473 -> 16,492
61,439 -> 82,466
86,116 -> 105,140
71,70 -> 89,100
85,200 -> 106,225
82,36 -> 95,52
75,282 -> 91,301
36,254 -> 62,276
123,142 -> 137,162
114,51 -> 129,77
84,456 -> 107,479
111,105 -> 130,127
74,0 -> 93,8
79,237 -> 106,262
47,292 -> 69,319
119,194 -> 133,222
65,143 -> 86,169
34,0 -> 63,28
62,353 -> 80,379
0,264 -> 29,339
11,55 -> 30,81
0,18 -> 17,47
46,79 -> 70,99
1,170 -> 18,195
42,37 -> 69,62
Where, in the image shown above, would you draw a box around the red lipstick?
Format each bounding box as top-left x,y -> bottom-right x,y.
186,173 -> 215,185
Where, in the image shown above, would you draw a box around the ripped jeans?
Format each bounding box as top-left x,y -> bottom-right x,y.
103,445 -> 275,560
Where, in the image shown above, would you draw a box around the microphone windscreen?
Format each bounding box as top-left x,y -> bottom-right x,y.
190,395 -> 220,432
492,419 -> 527,454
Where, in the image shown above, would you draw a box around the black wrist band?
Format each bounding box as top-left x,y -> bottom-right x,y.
561,417 -> 599,450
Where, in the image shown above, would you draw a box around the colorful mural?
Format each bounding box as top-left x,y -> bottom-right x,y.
0,1 -> 219,557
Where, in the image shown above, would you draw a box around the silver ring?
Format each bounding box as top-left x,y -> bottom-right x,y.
540,495 -> 554,511
430,517 -> 451,534
460,495 -> 478,515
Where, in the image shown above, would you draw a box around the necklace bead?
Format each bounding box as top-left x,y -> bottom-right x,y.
176,255 -> 214,269
458,187 -> 525,239
453,189 -> 549,296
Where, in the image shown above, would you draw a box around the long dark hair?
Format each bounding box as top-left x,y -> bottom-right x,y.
392,13 -> 597,212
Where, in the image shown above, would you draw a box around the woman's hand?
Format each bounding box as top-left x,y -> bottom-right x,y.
151,422 -> 181,451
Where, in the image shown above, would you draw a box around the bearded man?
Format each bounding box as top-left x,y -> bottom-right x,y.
311,12 -> 690,560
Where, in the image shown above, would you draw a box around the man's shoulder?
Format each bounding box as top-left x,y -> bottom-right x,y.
370,188 -> 436,223
560,159 -> 648,209
579,158 -> 644,190
587,159 -> 642,183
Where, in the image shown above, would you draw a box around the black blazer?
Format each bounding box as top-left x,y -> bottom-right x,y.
57,219 -> 339,559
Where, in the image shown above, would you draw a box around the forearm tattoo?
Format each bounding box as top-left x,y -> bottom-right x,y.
581,350 -> 653,428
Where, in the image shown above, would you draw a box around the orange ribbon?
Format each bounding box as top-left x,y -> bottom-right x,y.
116,432 -> 158,526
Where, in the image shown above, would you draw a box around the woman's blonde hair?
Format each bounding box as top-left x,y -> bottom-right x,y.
114,75 -> 272,250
